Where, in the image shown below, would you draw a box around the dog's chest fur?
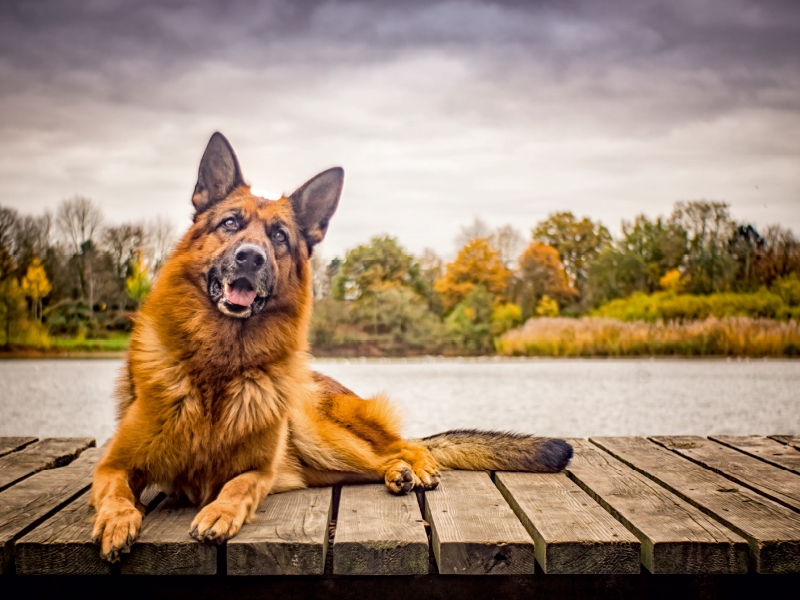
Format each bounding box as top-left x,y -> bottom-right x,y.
126,320 -> 307,502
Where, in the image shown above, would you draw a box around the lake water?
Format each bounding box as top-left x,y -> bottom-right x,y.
0,357 -> 798,444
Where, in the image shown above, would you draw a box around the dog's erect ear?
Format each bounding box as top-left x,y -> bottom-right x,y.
192,132 -> 245,214
289,167 -> 344,249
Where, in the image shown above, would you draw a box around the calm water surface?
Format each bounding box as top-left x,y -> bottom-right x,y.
0,357 -> 797,443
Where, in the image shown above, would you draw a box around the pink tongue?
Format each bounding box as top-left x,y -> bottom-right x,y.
225,283 -> 258,307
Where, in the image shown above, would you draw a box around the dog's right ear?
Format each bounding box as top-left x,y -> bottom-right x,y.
192,132 -> 244,214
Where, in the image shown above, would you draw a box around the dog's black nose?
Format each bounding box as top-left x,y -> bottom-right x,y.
235,244 -> 266,271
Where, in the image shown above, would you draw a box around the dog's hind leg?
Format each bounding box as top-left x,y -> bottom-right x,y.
306,390 -> 440,494
381,441 -> 441,493
299,438 -> 440,494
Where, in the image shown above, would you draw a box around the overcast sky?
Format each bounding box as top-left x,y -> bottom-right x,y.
1,0 -> 798,261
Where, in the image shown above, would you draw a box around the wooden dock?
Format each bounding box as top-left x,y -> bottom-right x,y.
1,434 -> 799,597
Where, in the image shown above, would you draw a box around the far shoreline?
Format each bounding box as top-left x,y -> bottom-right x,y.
0,350 -> 797,361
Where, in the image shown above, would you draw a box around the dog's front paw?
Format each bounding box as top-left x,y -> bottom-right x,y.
92,498 -> 143,563
190,501 -> 244,543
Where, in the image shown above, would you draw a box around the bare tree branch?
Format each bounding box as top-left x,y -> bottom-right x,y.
56,196 -> 103,255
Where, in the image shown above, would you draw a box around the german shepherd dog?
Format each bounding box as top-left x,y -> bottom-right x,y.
90,133 -> 573,561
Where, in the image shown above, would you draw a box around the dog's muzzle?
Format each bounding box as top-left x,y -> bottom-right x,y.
207,243 -> 273,318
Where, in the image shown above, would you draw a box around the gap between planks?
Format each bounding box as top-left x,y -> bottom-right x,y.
0,437 -> 38,458
228,486 -> 332,576
651,435 -> 800,513
710,435 -> 800,475
425,470 -> 535,575
495,470 -> 640,574
333,483 -> 427,575
0,437 -> 95,492
1,445 -> 102,574
769,435 -> 800,451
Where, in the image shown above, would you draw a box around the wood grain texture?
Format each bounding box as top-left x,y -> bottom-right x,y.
770,435 -> 800,452
424,470 -> 535,575
652,435 -> 800,512
15,490 -> 109,574
711,435 -> 800,475
227,487 -> 332,576
565,438 -> 747,574
591,436 -> 800,574
0,437 -> 95,492
0,437 -> 37,458
0,446 -> 102,574
333,483 -> 428,575
495,471 -> 640,574
120,503 -> 215,575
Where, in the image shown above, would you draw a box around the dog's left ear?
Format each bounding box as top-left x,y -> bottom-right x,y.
289,167 -> 344,249
192,132 -> 245,214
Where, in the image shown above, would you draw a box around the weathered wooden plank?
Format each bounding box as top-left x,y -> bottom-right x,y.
0,437 -> 95,492
227,487 -> 332,576
565,438 -> 747,574
0,446 -> 103,574
769,435 -> 800,452
652,436 -> 800,512
592,436 -> 800,574
16,487 -> 165,575
333,483 -> 427,575
424,470 -> 535,575
120,504 -> 215,575
15,490 -> 109,575
711,435 -> 800,475
495,471 -> 640,574
0,437 -> 37,458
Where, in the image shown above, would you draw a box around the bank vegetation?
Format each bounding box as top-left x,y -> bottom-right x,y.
1,197 -> 799,357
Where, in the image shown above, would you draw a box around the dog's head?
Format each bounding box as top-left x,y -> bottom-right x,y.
180,132 -> 343,320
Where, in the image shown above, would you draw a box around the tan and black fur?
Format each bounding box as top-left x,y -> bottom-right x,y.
90,132 -> 573,561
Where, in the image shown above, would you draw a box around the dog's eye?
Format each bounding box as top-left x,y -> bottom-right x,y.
221,218 -> 238,232
272,230 -> 287,244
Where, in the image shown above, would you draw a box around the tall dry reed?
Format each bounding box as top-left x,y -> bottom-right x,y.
495,317 -> 800,357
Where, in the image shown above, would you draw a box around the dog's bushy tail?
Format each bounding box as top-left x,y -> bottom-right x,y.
417,429 -> 573,472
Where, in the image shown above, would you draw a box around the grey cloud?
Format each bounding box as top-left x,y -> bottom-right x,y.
3,1 -> 798,68
0,1 -> 798,258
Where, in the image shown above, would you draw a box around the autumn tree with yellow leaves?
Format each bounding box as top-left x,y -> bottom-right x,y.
125,251 -> 152,307
21,257 -> 52,322
434,238 -> 511,312
0,277 -> 27,349
659,268 -> 684,293
514,241 -> 576,317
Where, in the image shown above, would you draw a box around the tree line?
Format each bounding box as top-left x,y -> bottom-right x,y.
1,196 -> 798,354
310,200 -> 800,355
0,197 -> 174,347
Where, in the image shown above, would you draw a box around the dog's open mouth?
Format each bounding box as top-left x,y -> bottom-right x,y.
225,278 -> 257,308
208,274 -> 268,318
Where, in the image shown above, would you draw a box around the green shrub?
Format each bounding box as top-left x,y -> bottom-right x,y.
772,274 -> 800,307
592,289 -> 791,322
445,285 -> 494,353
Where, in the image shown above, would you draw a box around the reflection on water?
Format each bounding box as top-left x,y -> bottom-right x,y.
0,357 -> 798,443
